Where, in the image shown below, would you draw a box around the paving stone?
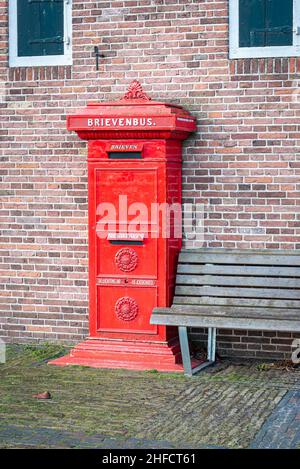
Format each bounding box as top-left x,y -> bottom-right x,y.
250,389 -> 300,449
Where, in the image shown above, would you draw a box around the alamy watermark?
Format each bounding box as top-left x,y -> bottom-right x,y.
292,79 -> 300,104
291,338 -> 300,365
0,339 -> 6,364
95,196 -> 205,248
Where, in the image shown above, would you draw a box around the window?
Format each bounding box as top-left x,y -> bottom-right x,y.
229,0 -> 300,58
9,0 -> 72,67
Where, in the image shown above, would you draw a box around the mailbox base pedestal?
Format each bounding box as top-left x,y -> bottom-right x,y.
49,338 -> 184,372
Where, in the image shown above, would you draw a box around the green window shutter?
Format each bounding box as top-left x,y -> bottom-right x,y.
239,0 -> 266,47
17,0 -> 64,57
265,0 -> 293,46
239,0 -> 293,48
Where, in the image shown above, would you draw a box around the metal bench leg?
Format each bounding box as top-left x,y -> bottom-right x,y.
207,327 -> 216,362
178,326 -> 193,376
178,326 -> 217,377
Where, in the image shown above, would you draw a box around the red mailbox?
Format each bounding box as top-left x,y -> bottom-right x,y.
51,81 -> 196,371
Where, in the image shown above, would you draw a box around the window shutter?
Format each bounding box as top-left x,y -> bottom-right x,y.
239,0 -> 266,47
17,0 -> 64,57
265,0 -> 293,46
239,0 -> 293,48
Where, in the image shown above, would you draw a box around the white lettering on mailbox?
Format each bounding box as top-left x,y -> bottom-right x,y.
87,117 -> 154,127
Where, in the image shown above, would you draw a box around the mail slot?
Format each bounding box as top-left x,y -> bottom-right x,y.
50,80 -> 196,372
108,151 -> 142,159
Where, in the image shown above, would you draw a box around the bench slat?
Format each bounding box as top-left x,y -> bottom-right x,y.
168,304 -> 300,319
176,274 -> 300,289
150,311 -> 300,332
180,248 -> 299,256
179,252 -> 300,266
177,264 -> 300,278
175,285 -> 300,299
173,296 -> 300,309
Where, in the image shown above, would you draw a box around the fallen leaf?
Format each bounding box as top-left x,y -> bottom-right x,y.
32,391 -> 52,400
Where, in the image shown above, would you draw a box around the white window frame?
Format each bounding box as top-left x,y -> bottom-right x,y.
229,0 -> 300,59
9,0 -> 72,67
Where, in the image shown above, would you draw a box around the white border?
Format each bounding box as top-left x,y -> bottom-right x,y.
229,0 -> 300,58
9,0 -> 72,67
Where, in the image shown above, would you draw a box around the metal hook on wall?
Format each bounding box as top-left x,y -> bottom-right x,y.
93,46 -> 105,71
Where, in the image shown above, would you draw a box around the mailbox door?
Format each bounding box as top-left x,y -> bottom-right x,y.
89,159 -> 167,341
96,165 -> 158,278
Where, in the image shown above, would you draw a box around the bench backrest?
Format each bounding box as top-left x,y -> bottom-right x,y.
174,249 -> 300,309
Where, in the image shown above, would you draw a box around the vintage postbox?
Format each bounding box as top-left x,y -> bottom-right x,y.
51,81 -> 196,371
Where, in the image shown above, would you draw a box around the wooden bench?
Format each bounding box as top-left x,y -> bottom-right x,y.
150,249 -> 300,376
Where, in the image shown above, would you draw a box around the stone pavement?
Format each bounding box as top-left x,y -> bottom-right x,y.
0,345 -> 300,449
250,388 -> 300,449
0,423 -> 226,449
0,423 -> 186,449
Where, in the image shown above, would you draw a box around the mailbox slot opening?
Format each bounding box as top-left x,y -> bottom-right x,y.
109,240 -> 144,245
108,152 -> 142,159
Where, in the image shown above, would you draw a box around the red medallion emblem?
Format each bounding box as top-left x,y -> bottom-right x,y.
115,297 -> 139,322
115,248 -> 138,272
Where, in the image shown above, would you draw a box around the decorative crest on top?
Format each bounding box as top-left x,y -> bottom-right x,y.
122,80 -> 151,101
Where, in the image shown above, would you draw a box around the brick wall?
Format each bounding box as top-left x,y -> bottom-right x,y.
1,0 -> 299,359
